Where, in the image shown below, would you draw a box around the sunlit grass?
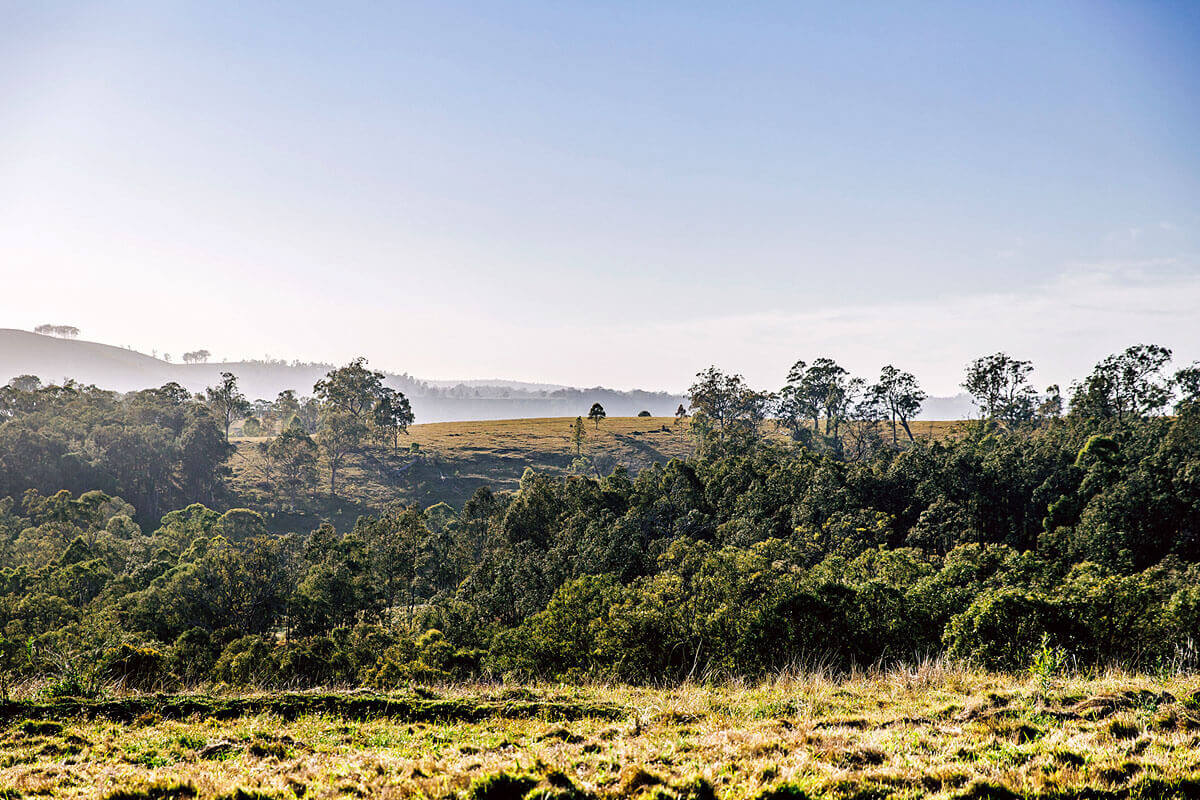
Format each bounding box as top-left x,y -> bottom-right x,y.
1,668 -> 1197,799
227,415 -> 969,519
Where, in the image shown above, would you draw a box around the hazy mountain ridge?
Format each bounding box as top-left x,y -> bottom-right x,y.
0,329 -> 975,421
0,329 -> 688,422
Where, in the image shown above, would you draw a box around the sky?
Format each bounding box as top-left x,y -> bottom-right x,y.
1,1 -> 1198,396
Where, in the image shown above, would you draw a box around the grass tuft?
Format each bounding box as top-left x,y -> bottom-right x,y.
469,772 -> 540,800
102,783 -> 197,800
953,780 -> 1021,800
17,719 -> 63,736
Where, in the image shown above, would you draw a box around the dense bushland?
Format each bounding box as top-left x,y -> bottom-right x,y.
0,349 -> 1198,691
0,378 -> 230,522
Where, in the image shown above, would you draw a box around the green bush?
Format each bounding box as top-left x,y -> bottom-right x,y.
944,588 -> 1059,671
101,642 -> 165,691
212,636 -> 275,686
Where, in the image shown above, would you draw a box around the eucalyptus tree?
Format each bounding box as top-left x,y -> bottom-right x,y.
1176,362 -> 1200,411
1069,344 -> 1173,421
688,367 -> 771,446
588,403 -> 606,429
313,357 -> 387,421
963,353 -> 1036,425
374,387 -> 415,452
778,358 -> 853,438
317,411 -> 365,497
205,372 -> 250,441
570,416 -> 587,458
872,365 -> 926,444
266,425 -> 318,502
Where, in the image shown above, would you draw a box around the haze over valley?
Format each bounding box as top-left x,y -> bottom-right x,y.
0,327 -> 981,421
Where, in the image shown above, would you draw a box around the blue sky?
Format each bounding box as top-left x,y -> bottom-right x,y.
1,1 -> 1198,394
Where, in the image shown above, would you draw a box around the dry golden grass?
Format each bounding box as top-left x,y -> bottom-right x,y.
404,416 -> 696,472
225,416 -> 971,531
227,417 -> 696,515
228,416 -> 968,507
4,670 -> 1198,799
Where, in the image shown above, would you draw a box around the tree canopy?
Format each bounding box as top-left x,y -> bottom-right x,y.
0,343 -> 1195,689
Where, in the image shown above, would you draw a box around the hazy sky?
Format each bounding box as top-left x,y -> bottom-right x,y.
2,2 -> 1198,395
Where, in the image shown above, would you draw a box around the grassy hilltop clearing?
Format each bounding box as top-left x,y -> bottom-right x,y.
229,416 -> 696,507
227,416 -> 698,528
226,416 -> 967,527
2,671 -> 1199,799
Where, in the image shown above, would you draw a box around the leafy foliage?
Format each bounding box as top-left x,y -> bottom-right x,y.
0,345 -> 1197,688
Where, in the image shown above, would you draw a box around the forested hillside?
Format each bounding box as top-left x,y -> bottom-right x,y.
0,345 -> 1197,693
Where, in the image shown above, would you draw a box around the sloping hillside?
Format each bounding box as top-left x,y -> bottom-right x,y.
228,415 -> 696,527
0,328 -> 179,389
0,329 -> 687,421
0,329 -> 977,421
226,415 -> 968,533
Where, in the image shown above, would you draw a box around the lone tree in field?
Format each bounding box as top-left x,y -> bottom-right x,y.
588,402 -> 606,428
205,372 -> 250,441
373,387 -> 415,453
318,411 -> 364,497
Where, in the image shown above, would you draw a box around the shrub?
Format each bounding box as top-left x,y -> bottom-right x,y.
168,628 -> 218,686
212,636 -> 275,686
366,629 -> 482,688
102,642 -> 165,691
489,575 -> 621,680
944,588 -> 1059,671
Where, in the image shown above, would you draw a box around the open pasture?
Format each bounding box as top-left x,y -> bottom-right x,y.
2,670 -> 1198,799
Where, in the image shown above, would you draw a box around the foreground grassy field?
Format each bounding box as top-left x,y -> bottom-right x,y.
4,669 -> 1199,799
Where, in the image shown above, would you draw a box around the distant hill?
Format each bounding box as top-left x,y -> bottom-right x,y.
0,328 -> 974,422
920,393 -> 976,421
0,328 -> 181,390
0,329 -> 686,423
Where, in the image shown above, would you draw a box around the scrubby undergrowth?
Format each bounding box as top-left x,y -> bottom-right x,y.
1,669 -> 1199,799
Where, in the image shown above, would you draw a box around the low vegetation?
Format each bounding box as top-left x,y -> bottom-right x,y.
1,670 -> 1199,798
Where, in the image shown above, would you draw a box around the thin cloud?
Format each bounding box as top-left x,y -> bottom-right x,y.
573,263 -> 1200,394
